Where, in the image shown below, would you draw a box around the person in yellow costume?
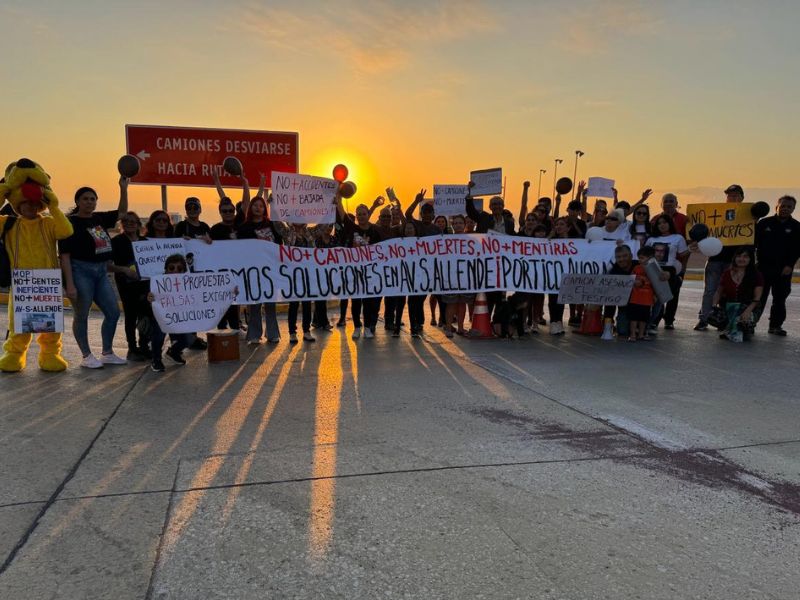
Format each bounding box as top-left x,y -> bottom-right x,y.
0,158 -> 73,372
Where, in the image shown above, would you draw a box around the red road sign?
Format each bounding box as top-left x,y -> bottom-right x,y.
125,124 -> 299,188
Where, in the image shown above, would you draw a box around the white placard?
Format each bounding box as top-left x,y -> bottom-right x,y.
149,272 -> 238,334
132,238 -> 187,278
12,269 -> 64,333
270,172 -> 338,224
557,273 -> 635,306
433,185 -> 469,216
469,168 -> 502,197
182,237 -> 621,303
587,177 -> 615,198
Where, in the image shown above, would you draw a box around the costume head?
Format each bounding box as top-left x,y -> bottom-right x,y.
0,158 -> 59,215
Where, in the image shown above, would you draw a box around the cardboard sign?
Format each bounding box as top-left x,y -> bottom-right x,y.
587,177 -> 615,198
469,168 -> 502,197
12,269 -> 64,333
132,238 -> 187,278
433,185 -> 469,216
557,273 -> 635,306
686,203 -> 755,246
125,124 -> 298,187
270,172 -> 338,224
150,272 -> 238,334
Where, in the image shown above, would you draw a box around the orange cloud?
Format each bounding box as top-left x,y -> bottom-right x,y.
235,0 -> 499,73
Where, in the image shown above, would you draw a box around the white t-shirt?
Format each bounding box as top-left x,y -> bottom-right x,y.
595,224 -> 631,242
646,234 -> 688,273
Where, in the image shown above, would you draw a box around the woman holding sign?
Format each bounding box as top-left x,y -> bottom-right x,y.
237,197 -> 282,344
645,215 -> 689,330
335,196 -> 384,340
110,211 -> 151,361
59,178 -> 128,369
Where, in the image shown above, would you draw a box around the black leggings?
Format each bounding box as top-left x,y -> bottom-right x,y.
548,294 -> 565,322
407,295 -> 426,332
118,283 -> 149,349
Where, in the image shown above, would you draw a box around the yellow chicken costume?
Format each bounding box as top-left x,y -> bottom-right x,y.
0,158 -> 73,372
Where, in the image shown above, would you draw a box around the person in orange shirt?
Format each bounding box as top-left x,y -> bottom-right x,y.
627,246 -> 657,342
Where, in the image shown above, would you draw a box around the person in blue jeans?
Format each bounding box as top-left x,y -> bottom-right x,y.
146,254 -> 193,372
60,178 -> 128,368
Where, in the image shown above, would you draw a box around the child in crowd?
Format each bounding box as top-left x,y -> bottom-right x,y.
147,253 -> 194,372
627,246 -> 657,342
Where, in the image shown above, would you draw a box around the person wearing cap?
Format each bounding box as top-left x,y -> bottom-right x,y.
210,197 -> 242,331
651,193 -> 687,237
175,197 -> 211,241
755,195 -> 800,336
695,184 -> 747,330
404,189 -> 440,237
588,208 -> 631,243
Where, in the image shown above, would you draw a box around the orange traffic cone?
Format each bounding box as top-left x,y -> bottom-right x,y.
577,304 -> 603,335
468,292 -> 495,339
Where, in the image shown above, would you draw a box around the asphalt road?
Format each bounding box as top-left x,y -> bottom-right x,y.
1,281 -> 798,599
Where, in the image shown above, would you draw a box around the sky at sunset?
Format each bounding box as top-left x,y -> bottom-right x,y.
2,0 -> 799,218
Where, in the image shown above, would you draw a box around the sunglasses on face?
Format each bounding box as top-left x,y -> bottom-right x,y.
219,208 -> 235,215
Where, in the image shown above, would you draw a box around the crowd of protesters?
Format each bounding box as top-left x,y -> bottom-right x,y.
6,173 -> 799,373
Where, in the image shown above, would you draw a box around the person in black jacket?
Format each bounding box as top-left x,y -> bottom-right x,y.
464,188 -> 516,235
755,195 -> 800,335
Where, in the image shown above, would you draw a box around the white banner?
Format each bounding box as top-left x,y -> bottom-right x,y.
557,273 -> 635,306
133,238 -> 187,278
12,269 -> 64,333
469,168 -> 502,197
149,272 -> 238,334
433,185 -> 469,216
144,236 -> 624,304
587,177 -> 615,198
270,171 -> 338,224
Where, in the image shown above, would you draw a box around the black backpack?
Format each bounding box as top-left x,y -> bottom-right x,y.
0,217 -> 18,288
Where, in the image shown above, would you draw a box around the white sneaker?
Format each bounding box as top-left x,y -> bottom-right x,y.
364,328 -> 374,339
352,327 -> 362,340
646,327 -> 658,336
101,352 -> 127,365
303,332 -> 316,342
550,322 -> 565,336
80,354 -> 104,369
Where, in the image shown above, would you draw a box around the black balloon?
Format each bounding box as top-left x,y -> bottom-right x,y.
117,155 -> 140,178
223,156 -> 243,176
751,201 -> 770,219
555,177 -> 573,195
688,223 -> 709,242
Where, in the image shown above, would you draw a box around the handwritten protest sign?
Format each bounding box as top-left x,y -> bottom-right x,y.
149,271 -> 238,334
12,269 -> 64,334
132,238 -> 186,278
469,168 -> 502,197
270,172 -> 338,224
433,185 -> 469,216
587,177 -> 615,198
557,273 -> 635,306
686,203 -> 755,246
171,236 -> 621,304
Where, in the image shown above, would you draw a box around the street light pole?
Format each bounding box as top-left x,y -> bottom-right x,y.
572,150 -> 584,200
537,169 -> 546,200
552,159 -> 563,198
